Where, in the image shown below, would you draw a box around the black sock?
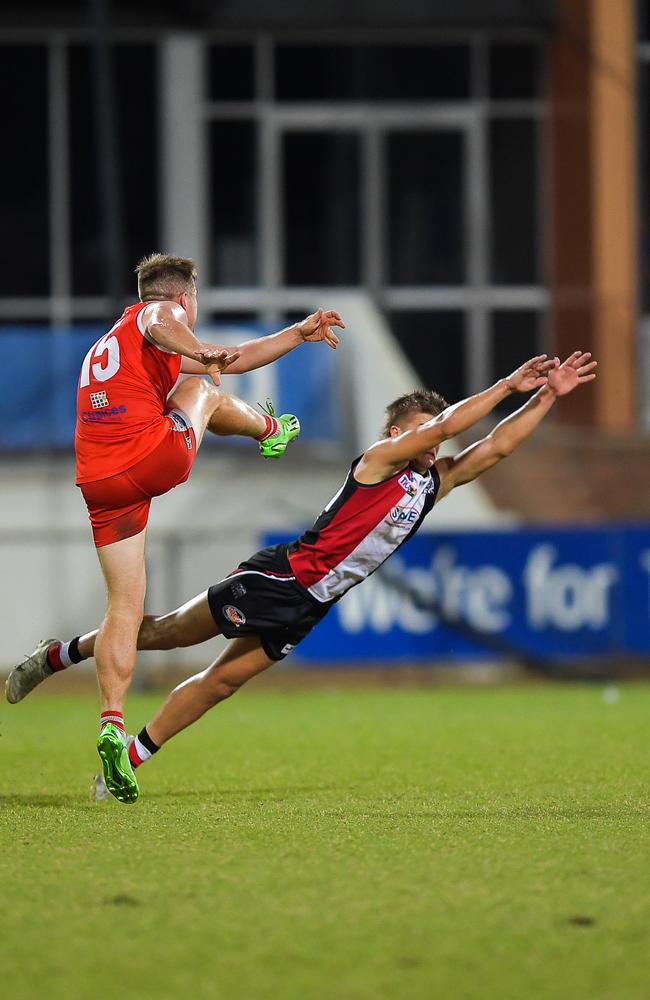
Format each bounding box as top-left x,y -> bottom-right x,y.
138,726 -> 160,755
68,636 -> 84,664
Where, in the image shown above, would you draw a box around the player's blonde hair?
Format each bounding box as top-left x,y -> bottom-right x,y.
382,389 -> 448,437
135,253 -> 197,301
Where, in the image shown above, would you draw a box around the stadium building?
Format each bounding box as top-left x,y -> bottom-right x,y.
0,0 -> 648,663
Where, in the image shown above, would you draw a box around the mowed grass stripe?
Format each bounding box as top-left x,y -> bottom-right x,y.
0,685 -> 648,1000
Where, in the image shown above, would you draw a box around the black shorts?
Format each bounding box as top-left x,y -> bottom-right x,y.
207,544 -> 332,661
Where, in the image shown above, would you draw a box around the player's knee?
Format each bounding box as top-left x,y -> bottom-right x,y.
204,672 -> 242,705
105,598 -> 145,625
143,613 -> 181,650
137,615 -> 163,649
106,580 -> 145,610
207,386 -> 226,416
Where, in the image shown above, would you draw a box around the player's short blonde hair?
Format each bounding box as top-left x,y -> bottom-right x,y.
135,253 -> 197,301
382,389 -> 448,437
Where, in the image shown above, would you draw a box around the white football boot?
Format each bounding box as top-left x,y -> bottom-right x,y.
5,638 -> 60,704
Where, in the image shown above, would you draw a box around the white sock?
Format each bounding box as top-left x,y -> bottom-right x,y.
132,735 -> 152,764
58,640 -> 74,668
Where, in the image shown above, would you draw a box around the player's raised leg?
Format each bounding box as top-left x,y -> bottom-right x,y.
94,529 -> 147,804
168,376 -> 300,457
168,377 -> 262,448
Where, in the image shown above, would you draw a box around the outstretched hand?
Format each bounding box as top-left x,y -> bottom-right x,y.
547,351 -> 597,396
298,308 -> 346,349
199,347 -> 241,385
505,355 -> 559,393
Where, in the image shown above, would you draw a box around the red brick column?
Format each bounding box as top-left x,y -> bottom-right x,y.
550,0 -> 637,429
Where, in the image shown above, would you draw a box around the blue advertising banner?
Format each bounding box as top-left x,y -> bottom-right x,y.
266,526 -> 650,662
0,324 -> 339,449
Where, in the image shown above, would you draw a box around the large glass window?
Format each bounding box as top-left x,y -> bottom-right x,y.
389,311 -> 466,403
69,45 -> 101,295
69,44 -> 158,296
489,119 -> 539,285
208,45 -> 255,101
491,310 -> 543,412
208,122 -> 258,286
0,30 -> 548,405
489,44 -> 541,100
0,46 -> 49,296
275,45 -> 470,102
387,131 -> 465,286
283,132 -> 361,286
117,45 -> 159,281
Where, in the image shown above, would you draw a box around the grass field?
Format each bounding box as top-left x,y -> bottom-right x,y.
1,682 -> 649,1000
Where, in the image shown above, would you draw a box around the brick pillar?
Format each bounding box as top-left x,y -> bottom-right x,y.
550,0 -> 637,429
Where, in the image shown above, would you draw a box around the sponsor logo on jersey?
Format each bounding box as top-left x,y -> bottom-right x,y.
280,643 -> 296,655
222,605 -> 246,627
90,391 -> 109,409
230,579 -> 247,599
399,472 -> 418,496
80,404 -> 127,421
390,506 -> 419,524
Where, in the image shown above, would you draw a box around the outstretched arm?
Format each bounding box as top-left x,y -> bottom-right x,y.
435,351 -> 597,500
180,307 -> 346,377
356,354 -> 556,482
232,307 -> 345,373
144,301 -> 239,371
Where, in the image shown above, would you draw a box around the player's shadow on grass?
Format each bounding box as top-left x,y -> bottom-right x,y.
1,795 -> 634,820
146,784 -> 344,802
0,792 -> 94,809
142,794 -> 634,822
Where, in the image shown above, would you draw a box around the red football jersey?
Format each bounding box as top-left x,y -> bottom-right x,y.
75,302 -> 183,484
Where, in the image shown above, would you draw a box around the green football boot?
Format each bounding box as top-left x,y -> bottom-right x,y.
97,724 -> 139,804
258,398 -> 301,459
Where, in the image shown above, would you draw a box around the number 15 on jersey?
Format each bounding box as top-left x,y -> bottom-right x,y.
79,329 -> 121,387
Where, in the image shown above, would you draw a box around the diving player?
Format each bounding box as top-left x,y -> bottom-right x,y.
6,350 -> 596,803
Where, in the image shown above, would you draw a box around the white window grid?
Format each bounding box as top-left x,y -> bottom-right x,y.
0,27 -> 549,395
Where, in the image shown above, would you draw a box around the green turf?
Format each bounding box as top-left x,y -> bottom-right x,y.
1,683 -> 649,1000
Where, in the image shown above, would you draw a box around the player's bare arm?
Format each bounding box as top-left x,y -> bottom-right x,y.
143,300 -> 240,370
179,307 -> 346,378
355,354 -> 557,484
435,351 -> 597,501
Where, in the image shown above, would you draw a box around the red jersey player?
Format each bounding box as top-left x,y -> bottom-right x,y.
7,350 -> 597,803
10,253 -> 345,802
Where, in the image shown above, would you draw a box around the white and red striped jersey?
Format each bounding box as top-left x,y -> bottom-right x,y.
288,459 -> 439,603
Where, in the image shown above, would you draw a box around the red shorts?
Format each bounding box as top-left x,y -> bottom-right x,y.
80,409 -> 196,547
